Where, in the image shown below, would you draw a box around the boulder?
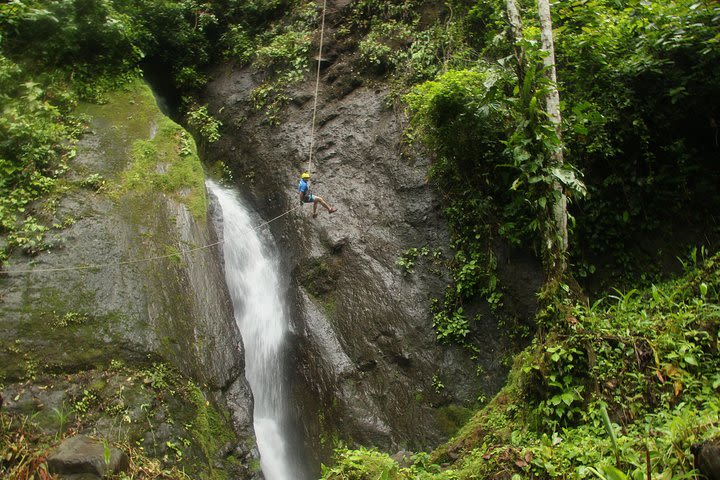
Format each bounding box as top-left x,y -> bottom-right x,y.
693,441 -> 720,480
48,435 -> 129,477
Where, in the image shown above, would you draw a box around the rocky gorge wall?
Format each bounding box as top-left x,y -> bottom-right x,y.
202,36 -> 543,467
0,81 -> 259,478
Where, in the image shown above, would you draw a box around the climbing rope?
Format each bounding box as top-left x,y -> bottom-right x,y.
306,0 -> 329,172
0,204 -> 304,276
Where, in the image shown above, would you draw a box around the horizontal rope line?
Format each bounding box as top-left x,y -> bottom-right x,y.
0,204 -> 303,276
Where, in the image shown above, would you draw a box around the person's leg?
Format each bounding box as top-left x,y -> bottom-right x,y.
312,198 -> 319,217
315,196 -> 335,213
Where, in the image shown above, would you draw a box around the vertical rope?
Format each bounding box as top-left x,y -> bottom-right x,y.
306,0 -> 328,173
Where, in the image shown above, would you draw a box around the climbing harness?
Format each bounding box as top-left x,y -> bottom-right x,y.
306,0 -> 328,172
0,204 -> 304,276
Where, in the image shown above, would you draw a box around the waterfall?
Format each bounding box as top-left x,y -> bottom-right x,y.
208,180 -> 302,480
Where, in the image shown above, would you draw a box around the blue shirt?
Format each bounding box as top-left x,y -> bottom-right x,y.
298,179 -> 309,194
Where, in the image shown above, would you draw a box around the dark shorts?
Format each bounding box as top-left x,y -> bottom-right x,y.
302,194 -> 316,203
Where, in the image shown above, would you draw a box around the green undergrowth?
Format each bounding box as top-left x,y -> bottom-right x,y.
0,53 -> 84,264
320,254 -> 720,479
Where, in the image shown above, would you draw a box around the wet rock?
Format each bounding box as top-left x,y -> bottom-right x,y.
47,435 -> 129,477
693,441 -> 720,480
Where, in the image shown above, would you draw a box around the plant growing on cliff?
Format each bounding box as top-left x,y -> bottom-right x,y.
186,104 -> 222,144
358,20 -> 413,73
51,402 -> 71,435
0,56 -> 78,262
396,246 -> 430,275
249,2 -> 314,123
142,363 -> 173,390
186,381 -> 236,477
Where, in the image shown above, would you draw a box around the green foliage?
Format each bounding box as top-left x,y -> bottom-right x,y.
6,216 -> 49,254
321,447 -> 404,480
0,58 -> 74,254
73,389 -> 99,415
221,24 -> 255,64
399,0 -> 719,297
396,246 -> 430,275
51,402 -> 71,434
0,1 -> 145,264
524,341 -> 587,430
404,41 -> 590,333
249,5 -> 314,123
358,20 -> 413,73
406,67 -> 533,344
186,103 -> 222,144
0,0 -> 141,71
324,255 -> 720,480
113,0 -> 211,89
79,173 -> 106,191
432,303 -> 469,344
406,68 -> 509,169
342,0 -> 481,101
142,362 -> 173,390
553,0 -> 720,288
102,438 -> 111,466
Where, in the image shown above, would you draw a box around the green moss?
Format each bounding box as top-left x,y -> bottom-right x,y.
434,405 -> 473,437
187,382 -> 237,480
0,283 -> 144,382
298,258 -> 338,297
248,457 -> 262,474
121,111 -> 207,220
163,245 -> 184,264
78,80 -> 207,220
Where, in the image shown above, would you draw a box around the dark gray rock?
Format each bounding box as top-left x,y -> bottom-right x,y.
693,441 -> 720,480
47,435 -> 128,477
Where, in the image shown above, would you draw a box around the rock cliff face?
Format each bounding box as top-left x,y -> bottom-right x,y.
0,81 -> 258,478
203,51 -> 541,466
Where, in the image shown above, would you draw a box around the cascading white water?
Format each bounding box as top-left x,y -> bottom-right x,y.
208,180 -> 296,480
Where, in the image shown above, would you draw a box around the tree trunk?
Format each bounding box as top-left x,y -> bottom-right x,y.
506,0 -> 523,45
538,0 -> 568,282
506,0 -> 524,66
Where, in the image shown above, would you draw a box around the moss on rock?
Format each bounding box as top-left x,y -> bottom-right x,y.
78,80 -> 207,220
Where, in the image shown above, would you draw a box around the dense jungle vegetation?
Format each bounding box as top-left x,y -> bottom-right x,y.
1,0 -> 719,478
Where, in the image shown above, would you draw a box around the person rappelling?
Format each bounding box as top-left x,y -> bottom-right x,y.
298,172 -> 337,218
297,0 -> 336,220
